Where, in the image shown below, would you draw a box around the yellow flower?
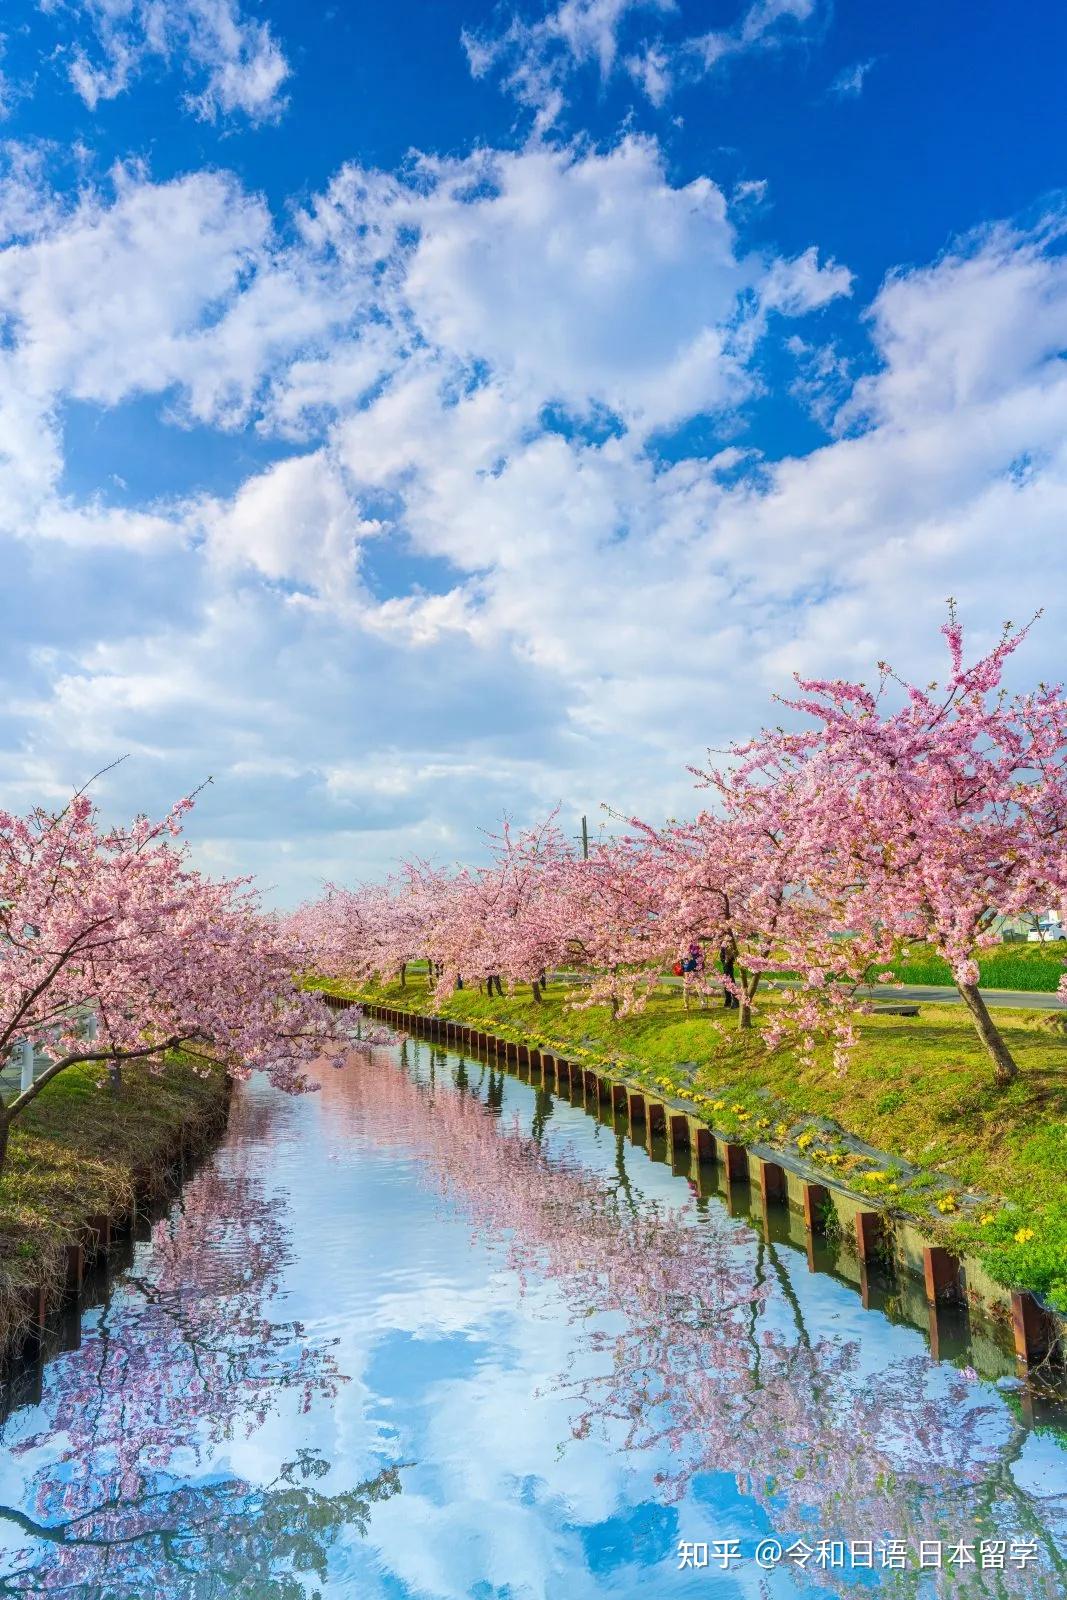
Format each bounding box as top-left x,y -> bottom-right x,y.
1014,1227 -> 1035,1244
979,1212 -> 996,1226
887,1183 -> 899,1194
936,1196 -> 958,1214
864,1170 -> 887,1183
736,1110 -> 750,1121
825,1153 -> 843,1166
756,1118 -> 771,1130
731,1103 -> 746,1114
774,1123 -> 789,1139
712,1099 -> 726,1111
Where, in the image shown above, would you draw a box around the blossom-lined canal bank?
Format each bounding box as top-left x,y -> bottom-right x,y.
1,1037 -> 1065,1597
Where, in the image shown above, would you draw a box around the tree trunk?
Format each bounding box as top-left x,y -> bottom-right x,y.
399,963 -> 407,989
531,980 -> 543,1003
958,982 -> 1020,1085
737,969 -> 760,1029
0,1109 -> 8,1179
720,948 -> 737,1010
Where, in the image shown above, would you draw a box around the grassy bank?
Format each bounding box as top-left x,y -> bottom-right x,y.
0,1054 -> 230,1352
328,971 -> 1067,1311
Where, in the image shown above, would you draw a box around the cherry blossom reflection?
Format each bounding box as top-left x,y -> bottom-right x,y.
348,1052 -> 1067,1598
0,1092 -> 400,1597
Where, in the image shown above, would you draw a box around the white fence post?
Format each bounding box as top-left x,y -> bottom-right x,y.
18,1038 -> 35,1094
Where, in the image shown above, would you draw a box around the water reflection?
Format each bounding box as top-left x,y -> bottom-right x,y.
376,1047 -> 1067,1598
0,1093 -> 402,1597
0,1454 -> 401,1598
0,1045 -> 1063,1600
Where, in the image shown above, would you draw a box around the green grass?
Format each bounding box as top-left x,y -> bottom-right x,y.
324,971 -> 1067,1312
0,1054 -> 230,1348
884,941 -> 1067,992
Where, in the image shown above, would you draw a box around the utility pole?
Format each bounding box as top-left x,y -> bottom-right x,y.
576,815 -> 589,859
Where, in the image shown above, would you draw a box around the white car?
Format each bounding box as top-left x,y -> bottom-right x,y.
1027,920 -> 1066,942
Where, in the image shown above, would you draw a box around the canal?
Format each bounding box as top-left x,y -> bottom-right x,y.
1,1037 -> 1065,1597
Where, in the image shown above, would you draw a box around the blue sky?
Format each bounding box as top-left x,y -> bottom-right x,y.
1,0 -> 1066,902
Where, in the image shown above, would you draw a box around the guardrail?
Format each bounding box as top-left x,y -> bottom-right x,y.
2,1011 -> 100,1094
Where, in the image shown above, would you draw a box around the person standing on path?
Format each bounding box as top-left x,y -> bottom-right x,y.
719,938 -> 739,1008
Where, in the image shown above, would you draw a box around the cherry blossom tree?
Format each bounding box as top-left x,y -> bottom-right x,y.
562,832 -> 674,1016
472,813 -> 579,1001
292,612 -> 1066,1087
654,756 -> 898,1063
287,873 -> 431,991
734,609 -> 1067,1084
0,785 -> 345,1173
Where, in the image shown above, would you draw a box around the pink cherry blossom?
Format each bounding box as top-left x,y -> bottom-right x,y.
294,611 -> 1067,1086
0,783 -> 360,1172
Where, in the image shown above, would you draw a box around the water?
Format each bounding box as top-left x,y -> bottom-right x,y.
1,1039 -> 1065,1598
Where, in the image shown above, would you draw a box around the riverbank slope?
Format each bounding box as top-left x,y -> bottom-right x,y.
0,1055 -> 230,1354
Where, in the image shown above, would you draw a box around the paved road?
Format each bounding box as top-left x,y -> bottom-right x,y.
854,982 -> 1063,1011
677,974 -> 1063,1010
552,971 -> 1064,1011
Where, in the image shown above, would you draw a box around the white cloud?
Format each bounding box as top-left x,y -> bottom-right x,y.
199,449 -> 381,594
0,164 -> 272,401
760,244 -> 853,315
0,164 -> 273,550
463,0 -> 673,133
1,139 -> 1066,901
0,135 -> 843,534
0,141 -> 65,242
732,176 -> 769,208
785,333 -> 851,427
463,0 -> 821,128
0,37 -> 15,122
0,159 -> 387,550
623,40 -> 673,104
829,57 -> 875,97
687,0 -> 816,73
397,140 -> 751,429
839,218 -> 1067,429
297,136 -> 848,446
50,0 -> 291,123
